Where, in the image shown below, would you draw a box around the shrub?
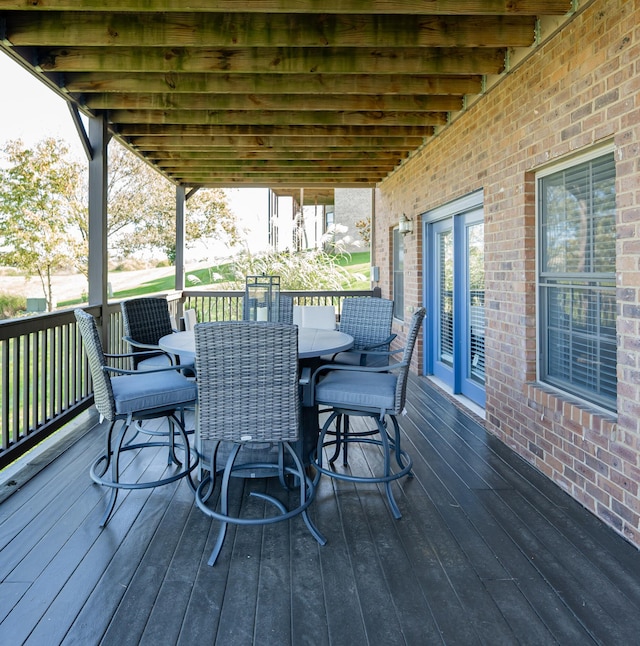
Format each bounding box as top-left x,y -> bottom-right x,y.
0,292 -> 27,319
230,247 -> 361,291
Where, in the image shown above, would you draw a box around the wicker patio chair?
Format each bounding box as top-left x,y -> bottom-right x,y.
193,321 -> 326,566
120,297 -> 175,370
312,308 -> 425,519
278,295 -> 294,324
293,305 -> 337,329
183,308 -> 197,331
331,297 -> 396,367
74,309 -> 198,527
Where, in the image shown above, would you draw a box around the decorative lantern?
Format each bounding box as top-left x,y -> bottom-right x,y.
244,274 -> 280,322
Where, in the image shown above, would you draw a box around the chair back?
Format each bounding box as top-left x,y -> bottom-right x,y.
293,305 -> 336,330
393,308 -> 426,414
121,297 -> 174,366
195,321 -> 300,443
183,308 -> 197,331
339,297 -> 394,351
279,295 -> 294,325
74,309 -> 116,421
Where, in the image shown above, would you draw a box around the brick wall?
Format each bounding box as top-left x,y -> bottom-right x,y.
374,0 -> 640,547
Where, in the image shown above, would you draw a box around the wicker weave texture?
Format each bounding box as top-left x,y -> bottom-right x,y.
394,308 -> 425,413
121,297 -> 174,346
279,295 -> 294,325
74,309 -> 117,422
195,321 -> 300,443
339,297 -> 394,350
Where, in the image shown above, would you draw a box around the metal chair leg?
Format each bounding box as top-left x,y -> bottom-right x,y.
314,410 -> 412,519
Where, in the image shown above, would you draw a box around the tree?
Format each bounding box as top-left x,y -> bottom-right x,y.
0,138 -> 238,310
0,138 -> 85,311
107,141 -> 237,263
355,217 -> 371,245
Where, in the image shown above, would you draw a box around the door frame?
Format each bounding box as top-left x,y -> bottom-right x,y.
422,190 -> 485,407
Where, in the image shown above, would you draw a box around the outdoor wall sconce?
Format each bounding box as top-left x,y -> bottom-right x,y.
398,213 -> 413,235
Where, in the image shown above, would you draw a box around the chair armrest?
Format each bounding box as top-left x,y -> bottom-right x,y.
104,350 -> 163,360
362,334 -> 397,351
299,366 -> 312,406
122,335 -> 168,353
329,344 -> 402,366
299,366 -> 311,386
103,361 -> 195,377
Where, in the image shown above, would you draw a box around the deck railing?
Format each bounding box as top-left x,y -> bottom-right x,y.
0,289 -> 377,469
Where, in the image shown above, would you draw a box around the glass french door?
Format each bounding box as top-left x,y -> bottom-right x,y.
426,209 -> 485,407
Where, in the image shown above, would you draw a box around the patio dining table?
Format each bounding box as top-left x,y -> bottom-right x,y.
158,326 -> 354,465
158,326 -> 353,363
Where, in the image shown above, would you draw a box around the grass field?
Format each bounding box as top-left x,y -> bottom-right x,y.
57,251 -> 371,306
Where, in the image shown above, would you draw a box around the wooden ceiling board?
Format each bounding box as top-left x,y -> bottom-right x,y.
0,0 -> 573,189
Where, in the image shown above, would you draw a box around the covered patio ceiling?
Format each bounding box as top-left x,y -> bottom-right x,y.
0,1 -> 573,190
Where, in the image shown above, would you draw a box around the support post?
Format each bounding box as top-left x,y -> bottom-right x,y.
175,185 -> 186,293
87,115 -> 109,319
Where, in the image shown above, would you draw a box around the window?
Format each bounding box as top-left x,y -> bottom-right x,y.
325,209 -> 334,229
538,150 -> 616,411
393,228 -> 404,321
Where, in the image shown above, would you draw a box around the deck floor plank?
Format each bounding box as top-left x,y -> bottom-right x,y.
1,376 -> 639,645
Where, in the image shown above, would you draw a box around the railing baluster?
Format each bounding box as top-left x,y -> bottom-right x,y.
22,334 -> 30,436
12,335 -> 20,444
32,331 -> 39,432
1,339 -> 8,450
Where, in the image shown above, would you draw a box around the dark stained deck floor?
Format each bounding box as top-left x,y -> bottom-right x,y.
1,375 -> 640,645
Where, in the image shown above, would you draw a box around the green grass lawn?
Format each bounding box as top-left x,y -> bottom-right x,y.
58,251 -> 371,306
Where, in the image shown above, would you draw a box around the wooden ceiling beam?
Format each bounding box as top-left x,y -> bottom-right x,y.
63,72 -> 484,95
5,13 -> 536,48
129,135 -> 424,149
165,170 -> 394,181
86,93 -> 463,112
38,46 -> 507,75
148,149 -> 406,162
156,159 -> 396,169
171,173 -> 380,184
184,181 -> 375,189
145,150 -> 405,160
0,1 -> 574,16
173,167 -> 388,174
117,124 -> 433,138
110,109 -> 448,127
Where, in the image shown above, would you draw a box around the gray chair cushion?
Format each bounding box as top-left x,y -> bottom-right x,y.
135,353 -> 173,371
315,370 -> 397,412
111,371 -> 197,415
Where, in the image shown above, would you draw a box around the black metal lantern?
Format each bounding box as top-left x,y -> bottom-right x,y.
244,274 -> 280,322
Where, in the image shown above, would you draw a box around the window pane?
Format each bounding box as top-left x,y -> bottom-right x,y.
467,222 -> 485,384
540,154 -> 616,276
393,228 -> 404,321
539,152 -> 616,411
438,229 -> 454,367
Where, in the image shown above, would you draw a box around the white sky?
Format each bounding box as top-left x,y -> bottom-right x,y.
0,51 -> 269,259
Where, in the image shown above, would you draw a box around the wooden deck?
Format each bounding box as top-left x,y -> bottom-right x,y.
1,375 -> 640,645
